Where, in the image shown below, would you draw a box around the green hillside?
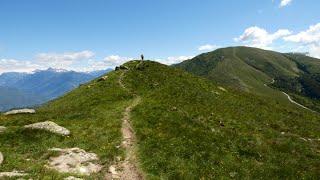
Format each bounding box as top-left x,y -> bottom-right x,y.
1,60 -> 319,179
175,46 -> 320,110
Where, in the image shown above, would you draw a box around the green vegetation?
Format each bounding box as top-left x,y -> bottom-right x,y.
125,61 -> 319,179
0,71 -> 133,179
0,60 -> 319,179
175,46 -> 320,111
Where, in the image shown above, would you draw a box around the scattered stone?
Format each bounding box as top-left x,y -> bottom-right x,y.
64,176 -> 83,180
229,171 -> 237,178
47,148 -> 102,175
119,65 -> 129,70
219,121 -> 225,127
171,106 -> 178,111
0,126 -> 6,133
108,165 -> 120,179
4,109 -> 35,115
98,75 -> 108,81
218,86 -> 227,92
0,171 -> 28,178
24,121 -> 70,136
0,152 -> 3,165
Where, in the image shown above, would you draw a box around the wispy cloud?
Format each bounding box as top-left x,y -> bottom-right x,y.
284,23 -> 320,58
234,26 -> 291,49
36,50 -> 95,68
198,44 -> 219,51
0,59 -> 42,74
279,0 -> 293,7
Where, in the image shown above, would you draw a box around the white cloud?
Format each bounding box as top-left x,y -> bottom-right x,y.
284,23 -> 320,58
156,56 -> 194,65
0,59 -> 42,74
234,26 -> 291,49
102,55 -> 133,66
284,23 -> 320,44
309,45 -> 320,58
36,50 -> 95,68
198,44 -> 219,51
280,0 -> 292,7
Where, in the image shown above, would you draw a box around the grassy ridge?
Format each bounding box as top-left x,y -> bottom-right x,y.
124,61 -> 320,179
0,60 -> 319,179
0,70 -> 133,179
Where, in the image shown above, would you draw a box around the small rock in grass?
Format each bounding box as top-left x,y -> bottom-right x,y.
47,147 -> 102,175
24,121 -> 70,136
0,152 -> 3,165
218,86 -> 227,92
4,109 -> 35,115
64,176 -> 84,180
0,126 -> 6,133
98,75 -> 108,81
0,171 -> 28,178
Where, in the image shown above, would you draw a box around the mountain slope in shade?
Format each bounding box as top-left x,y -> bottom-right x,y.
0,68 -> 112,111
175,46 -> 320,110
0,86 -> 43,111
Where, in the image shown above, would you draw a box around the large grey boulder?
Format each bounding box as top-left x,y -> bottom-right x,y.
24,121 -> 70,136
47,148 -> 102,175
4,109 -> 35,115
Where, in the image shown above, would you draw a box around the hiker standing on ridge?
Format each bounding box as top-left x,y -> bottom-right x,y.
141,54 -> 144,61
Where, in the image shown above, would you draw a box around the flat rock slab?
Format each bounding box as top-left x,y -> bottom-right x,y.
24,121 -> 70,136
0,126 -> 6,133
0,171 -> 28,178
4,109 -> 35,115
47,147 -> 102,176
0,152 -> 3,165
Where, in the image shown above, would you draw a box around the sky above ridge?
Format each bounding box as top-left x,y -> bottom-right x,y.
0,0 -> 320,73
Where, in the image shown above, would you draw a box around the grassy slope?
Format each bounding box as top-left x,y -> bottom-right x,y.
0,60 -> 319,179
175,47 -> 302,104
123,61 -> 319,179
0,70 -> 133,179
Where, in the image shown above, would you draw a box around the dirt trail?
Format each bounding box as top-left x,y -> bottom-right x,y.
106,71 -> 143,180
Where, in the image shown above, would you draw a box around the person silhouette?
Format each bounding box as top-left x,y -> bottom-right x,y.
141,54 -> 144,61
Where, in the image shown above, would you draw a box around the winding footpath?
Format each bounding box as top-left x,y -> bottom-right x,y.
267,79 -> 315,112
106,70 -> 143,180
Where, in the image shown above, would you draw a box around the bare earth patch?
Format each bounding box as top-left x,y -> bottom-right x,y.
24,121 -> 70,136
106,71 -> 143,179
47,147 -> 102,176
4,109 -> 36,115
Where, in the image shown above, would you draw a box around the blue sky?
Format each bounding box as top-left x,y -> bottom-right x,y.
0,0 -> 320,73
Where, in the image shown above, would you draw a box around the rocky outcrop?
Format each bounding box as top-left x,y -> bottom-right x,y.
4,109 -> 36,115
24,121 -> 70,136
47,148 -> 102,175
0,126 -> 6,133
98,75 -> 108,81
0,171 -> 28,178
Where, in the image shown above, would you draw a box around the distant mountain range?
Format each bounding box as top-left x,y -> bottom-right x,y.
0,68 -> 112,111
